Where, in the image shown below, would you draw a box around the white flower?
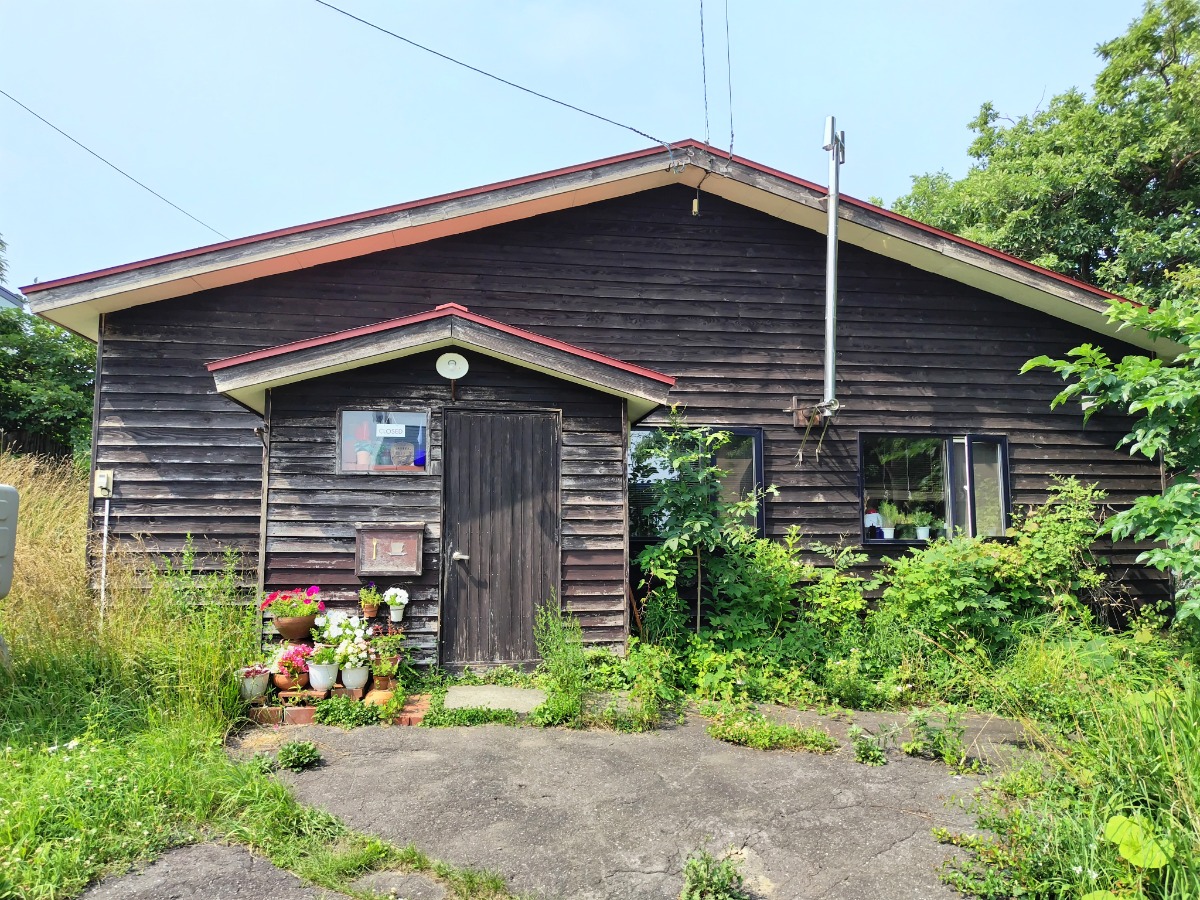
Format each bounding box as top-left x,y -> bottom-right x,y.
384,587 -> 409,605
1072,866 -> 1082,876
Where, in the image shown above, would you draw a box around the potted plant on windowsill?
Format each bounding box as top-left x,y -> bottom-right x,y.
308,644 -> 339,692
878,501 -> 901,540
360,582 -> 381,619
261,585 -> 326,641
910,509 -> 935,541
354,440 -> 373,468
272,643 -> 312,691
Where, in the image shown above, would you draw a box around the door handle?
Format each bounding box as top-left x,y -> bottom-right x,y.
451,551 -> 470,562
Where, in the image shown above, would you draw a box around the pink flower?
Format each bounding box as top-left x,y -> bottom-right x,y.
303,596 -> 312,605
317,601 -> 326,611
306,585 -> 321,597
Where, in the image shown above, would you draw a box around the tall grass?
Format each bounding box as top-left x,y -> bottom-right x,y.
0,454 -> 512,899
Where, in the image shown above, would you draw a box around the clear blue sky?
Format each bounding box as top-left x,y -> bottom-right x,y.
1,0 -> 1141,291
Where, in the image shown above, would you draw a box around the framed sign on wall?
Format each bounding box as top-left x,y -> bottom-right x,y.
355,523 -> 424,576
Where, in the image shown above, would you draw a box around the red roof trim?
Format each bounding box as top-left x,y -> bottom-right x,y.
23,137 -> 1121,305
206,304 -> 677,388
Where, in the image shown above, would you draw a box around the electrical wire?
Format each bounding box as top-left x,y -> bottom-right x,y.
699,0 -> 710,145
0,87 -> 227,240
720,0 -> 729,158
312,0 -> 671,151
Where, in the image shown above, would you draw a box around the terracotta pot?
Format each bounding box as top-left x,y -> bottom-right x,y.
273,614 -> 317,641
361,604 -> 379,618
372,674 -> 397,691
273,671 -> 309,691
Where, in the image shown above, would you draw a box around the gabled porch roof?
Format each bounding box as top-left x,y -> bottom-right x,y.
206,302 -> 675,421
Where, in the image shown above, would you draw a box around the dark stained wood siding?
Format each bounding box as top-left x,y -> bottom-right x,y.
265,351 -> 626,660
95,183 -> 1168,609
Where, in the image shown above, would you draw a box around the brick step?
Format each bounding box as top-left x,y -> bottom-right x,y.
392,693 -> 431,726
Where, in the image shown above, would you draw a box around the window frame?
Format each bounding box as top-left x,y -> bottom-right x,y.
628,425 -> 766,540
335,406 -> 432,476
857,431 -> 1010,545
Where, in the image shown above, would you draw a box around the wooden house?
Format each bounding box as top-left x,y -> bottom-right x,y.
23,140 -> 1176,667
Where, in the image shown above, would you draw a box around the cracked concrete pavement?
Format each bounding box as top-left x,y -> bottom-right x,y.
263,715 -> 984,899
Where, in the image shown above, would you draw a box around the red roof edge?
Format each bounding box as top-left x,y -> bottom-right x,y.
24,137 -> 1122,306
206,304 -> 677,388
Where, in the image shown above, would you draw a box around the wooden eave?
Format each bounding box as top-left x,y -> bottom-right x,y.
206,302 -> 675,421
23,139 -> 1181,357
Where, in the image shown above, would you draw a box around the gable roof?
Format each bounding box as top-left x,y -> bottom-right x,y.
206,302 -> 675,421
22,138 -> 1177,355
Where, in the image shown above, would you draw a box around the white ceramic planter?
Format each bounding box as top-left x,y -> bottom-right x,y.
915,526 -> 931,541
881,527 -> 896,540
309,663 -> 339,692
341,666 -> 370,690
239,672 -> 269,701
388,604 -> 406,622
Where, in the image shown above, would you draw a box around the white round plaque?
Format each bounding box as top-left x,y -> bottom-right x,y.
436,352 -> 469,380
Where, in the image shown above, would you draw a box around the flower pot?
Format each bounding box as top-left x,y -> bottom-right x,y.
881,527 -> 896,540
239,672 -> 269,702
309,663 -> 339,692
361,604 -> 379,618
915,526 -> 931,541
373,674 -> 397,691
341,666 -> 370,691
273,614 -> 317,641
356,449 -> 372,467
388,604 -> 405,622
273,671 -> 308,691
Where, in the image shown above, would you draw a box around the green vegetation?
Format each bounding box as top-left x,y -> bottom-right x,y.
0,308 -> 95,454
529,599 -> 586,728
847,725 -> 894,767
313,696 -> 382,729
705,710 -> 836,753
0,453 -> 517,900
679,848 -> 751,900
276,740 -> 322,771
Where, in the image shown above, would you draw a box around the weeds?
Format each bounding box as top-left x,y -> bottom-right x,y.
529,599 -> 586,728
706,710 -> 836,753
313,696 -> 382,728
679,848 -> 751,900
847,724 -> 898,766
277,740 -> 322,771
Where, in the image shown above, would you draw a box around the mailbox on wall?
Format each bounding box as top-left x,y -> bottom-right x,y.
355,523 -> 424,577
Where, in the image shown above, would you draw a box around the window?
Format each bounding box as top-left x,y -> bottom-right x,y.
628,426 -> 765,538
338,409 -> 430,474
860,433 -> 1008,543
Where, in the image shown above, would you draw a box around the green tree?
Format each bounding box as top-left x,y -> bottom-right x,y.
894,0 -> 1200,307
0,307 -> 95,453
1024,270 -> 1200,625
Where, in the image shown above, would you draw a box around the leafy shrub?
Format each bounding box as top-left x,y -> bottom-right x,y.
313,696 -> 381,728
706,710 -> 836,753
529,600 -> 586,727
588,639 -> 684,732
679,848 -> 752,900
277,740 -> 322,772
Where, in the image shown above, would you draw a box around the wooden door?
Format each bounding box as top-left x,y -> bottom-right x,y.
442,409 -> 560,667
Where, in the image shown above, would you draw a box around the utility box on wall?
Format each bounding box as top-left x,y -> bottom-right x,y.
355,523 -> 424,577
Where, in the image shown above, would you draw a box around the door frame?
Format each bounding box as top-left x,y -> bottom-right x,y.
437,405 -> 563,668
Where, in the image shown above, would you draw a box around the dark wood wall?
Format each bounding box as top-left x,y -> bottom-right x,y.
95,183 -> 1167,612
265,350 -> 627,659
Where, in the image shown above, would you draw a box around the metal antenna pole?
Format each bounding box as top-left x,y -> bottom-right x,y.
822,116 -> 845,416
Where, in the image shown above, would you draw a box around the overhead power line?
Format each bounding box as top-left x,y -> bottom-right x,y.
724,0 -> 735,159
0,87 -> 227,240
312,0 -> 671,150
699,0 -> 710,145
